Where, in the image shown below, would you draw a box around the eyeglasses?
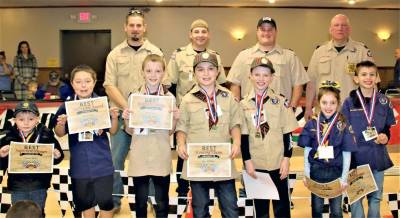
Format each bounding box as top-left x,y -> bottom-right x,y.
128,9 -> 144,17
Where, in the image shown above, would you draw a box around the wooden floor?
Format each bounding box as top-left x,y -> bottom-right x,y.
2,144 -> 399,218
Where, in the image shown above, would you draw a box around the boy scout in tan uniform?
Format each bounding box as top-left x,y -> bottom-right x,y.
176,51 -> 241,217
241,57 -> 298,217
228,17 -> 309,106
166,19 -> 226,105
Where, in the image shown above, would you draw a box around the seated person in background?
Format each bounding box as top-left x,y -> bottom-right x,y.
0,51 -> 13,92
27,81 -> 38,100
6,200 -> 42,218
35,71 -> 72,100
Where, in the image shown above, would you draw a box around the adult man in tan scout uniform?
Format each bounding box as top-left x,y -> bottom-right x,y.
305,14 -> 374,120
103,9 -> 163,212
165,19 -> 226,197
227,16 -> 309,108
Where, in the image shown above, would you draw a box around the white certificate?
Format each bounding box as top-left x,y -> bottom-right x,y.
243,171 -> 280,200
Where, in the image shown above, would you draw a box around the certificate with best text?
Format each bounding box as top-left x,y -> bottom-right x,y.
346,164 -> 378,205
8,142 -> 54,173
65,96 -> 111,134
129,94 -> 174,130
187,143 -> 231,178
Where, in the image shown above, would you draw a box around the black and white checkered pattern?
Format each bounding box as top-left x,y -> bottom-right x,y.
52,167 -> 100,217
342,195 -> 351,213
238,197 -> 254,218
386,192 -> 400,218
0,186 -> 11,214
322,198 -> 330,218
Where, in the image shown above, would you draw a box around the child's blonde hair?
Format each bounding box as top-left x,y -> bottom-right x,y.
142,54 -> 166,71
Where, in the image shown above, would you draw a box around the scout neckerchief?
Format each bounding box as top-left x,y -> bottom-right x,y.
194,87 -> 218,130
315,112 -> 338,161
145,84 -> 162,96
254,89 -> 270,139
356,88 -> 377,129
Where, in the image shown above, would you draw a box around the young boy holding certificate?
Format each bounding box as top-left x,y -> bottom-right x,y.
240,57 -> 298,217
176,51 -> 242,218
54,65 -> 119,218
298,81 -> 357,218
0,101 -> 64,216
122,54 -> 179,217
341,61 -> 395,218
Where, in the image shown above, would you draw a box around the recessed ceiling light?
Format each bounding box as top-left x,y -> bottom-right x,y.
268,0 -> 276,3
156,0 -> 162,2
348,0 -> 356,5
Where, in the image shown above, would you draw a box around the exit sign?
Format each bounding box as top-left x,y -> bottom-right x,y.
78,12 -> 91,23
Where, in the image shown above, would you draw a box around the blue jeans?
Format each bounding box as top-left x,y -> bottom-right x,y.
350,170 -> 384,218
191,180 -> 238,218
11,189 -> 47,211
310,164 -> 343,218
111,117 -> 131,208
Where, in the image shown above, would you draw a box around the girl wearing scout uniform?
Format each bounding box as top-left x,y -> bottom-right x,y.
122,54 -> 179,218
241,57 -> 298,218
298,81 -> 357,218
176,51 -> 241,218
341,61 -> 395,218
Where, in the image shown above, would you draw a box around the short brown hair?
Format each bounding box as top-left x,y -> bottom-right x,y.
6,200 -> 42,218
355,60 -> 377,76
70,64 -> 97,82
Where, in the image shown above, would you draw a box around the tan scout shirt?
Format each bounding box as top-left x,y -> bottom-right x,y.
103,39 -> 164,107
307,38 -> 374,101
241,88 -> 298,170
128,85 -> 174,177
227,43 -> 309,100
165,43 -> 226,105
176,84 -> 241,181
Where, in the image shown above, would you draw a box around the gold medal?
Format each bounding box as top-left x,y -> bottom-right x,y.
255,132 -> 261,138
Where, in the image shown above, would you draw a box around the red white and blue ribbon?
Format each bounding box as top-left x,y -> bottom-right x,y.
255,89 -> 268,131
356,89 -> 377,127
145,84 -> 162,96
316,112 -> 339,147
200,88 -> 218,124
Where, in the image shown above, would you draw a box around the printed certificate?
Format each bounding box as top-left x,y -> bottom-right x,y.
8,142 -> 54,173
305,177 -> 342,199
65,96 -> 111,134
129,94 -> 174,130
346,164 -> 378,205
187,143 -> 231,178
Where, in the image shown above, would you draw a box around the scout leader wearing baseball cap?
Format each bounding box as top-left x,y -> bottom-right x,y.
176,51 -> 242,217
228,16 -> 309,105
241,56 -> 298,218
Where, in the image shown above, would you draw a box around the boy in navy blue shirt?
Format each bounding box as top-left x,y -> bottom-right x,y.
342,60 -> 395,218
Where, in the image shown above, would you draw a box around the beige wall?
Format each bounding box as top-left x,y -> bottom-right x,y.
0,7 -> 398,68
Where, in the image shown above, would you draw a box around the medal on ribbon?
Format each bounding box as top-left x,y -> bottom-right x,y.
255,89 -> 268,138
356,89 -> 378,141
200,88 -> 218,130
316,113 -> 338,160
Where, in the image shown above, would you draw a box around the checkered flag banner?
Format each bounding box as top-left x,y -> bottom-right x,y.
0,170 -> 11,215
342,195 -> 351,213
52,167 -> 99,217
386,192 -> 400,218
238,197 -> 254,218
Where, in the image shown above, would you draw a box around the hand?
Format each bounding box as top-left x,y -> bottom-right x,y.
170,108 -> 180,121
340,181 -> 348,192
57,114 -> 68,126
97,129 -> 104,135
177,144 -> 188,160
0,145 -> 10,157
110,107 -> 120,119
53,149 -> 61,159
303,177 -> 309,188
122,108 -> 131,120
230,144 -> 240,159
375,133 -> 388,145
304,108 -> 313,121
245,160 -> 257,179
279,157 -> 290,180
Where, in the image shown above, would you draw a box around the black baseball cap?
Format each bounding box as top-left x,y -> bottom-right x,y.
257,16 -> 277,29
14,101 -> 40,116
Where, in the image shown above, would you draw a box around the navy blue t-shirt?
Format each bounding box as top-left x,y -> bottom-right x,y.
298,113 -> 357,168
53,94 -> 114,179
